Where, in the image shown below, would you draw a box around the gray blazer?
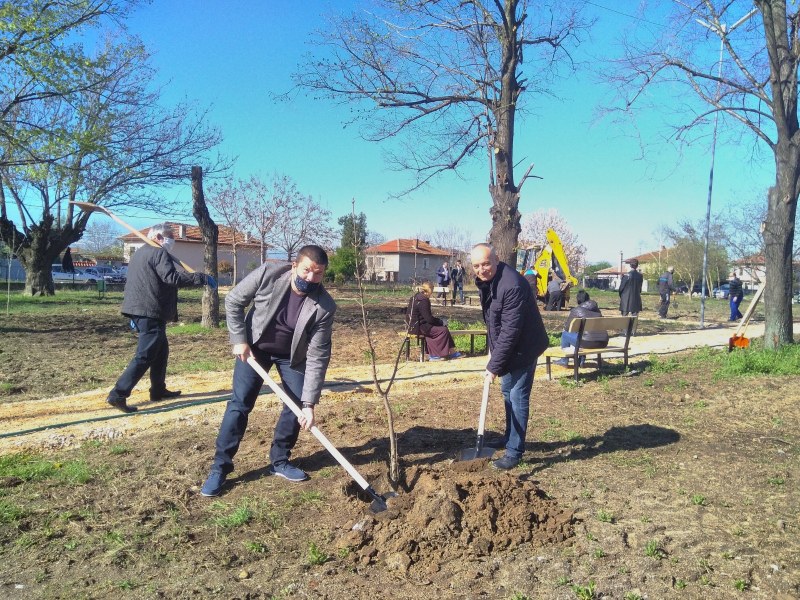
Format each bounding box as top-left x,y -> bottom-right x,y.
225,262 -> 336,406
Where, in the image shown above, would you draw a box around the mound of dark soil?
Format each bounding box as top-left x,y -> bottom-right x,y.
339,464 -> 575,580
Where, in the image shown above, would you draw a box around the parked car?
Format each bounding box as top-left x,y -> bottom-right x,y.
83,266 -> 126,284
51,265 -> 97,284
713,284 -> 730,299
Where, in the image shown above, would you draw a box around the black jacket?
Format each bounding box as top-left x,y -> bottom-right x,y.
405,292 -> 442,335
563,300 -> 609,347
728,276 -> 743,299
476,262 -> 549,376
121,245 -> 205,322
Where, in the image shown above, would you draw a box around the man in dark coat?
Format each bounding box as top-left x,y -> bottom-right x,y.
450,260 -> 466,304
728,271 -> 744,321
470,243 -> 549,470
618,258 -> 643,316
657,266 -> 676,319
106,224 -> 215,413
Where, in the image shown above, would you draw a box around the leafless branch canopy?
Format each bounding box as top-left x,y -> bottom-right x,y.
295,0 -> 590,194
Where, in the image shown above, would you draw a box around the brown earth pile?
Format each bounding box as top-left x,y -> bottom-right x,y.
338,463 -> 574,582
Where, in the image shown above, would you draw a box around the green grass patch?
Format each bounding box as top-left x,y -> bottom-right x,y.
168,322 -> 225,334
0,500 -> 26,523
447,318 -> 488,353
717,344 -> 800,376
0,453 -> 93,484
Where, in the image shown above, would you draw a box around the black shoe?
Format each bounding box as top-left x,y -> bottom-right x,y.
107,397 -> 137,413
150,389 -> 182,401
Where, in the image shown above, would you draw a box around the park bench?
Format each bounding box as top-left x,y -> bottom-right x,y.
541,316 -> 637,382
399,329 -> 488,362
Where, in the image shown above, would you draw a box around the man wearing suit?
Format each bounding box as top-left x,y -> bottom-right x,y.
201,245 -> 336,497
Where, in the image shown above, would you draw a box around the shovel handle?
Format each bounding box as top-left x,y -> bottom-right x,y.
476,376 -> 491,438
70,201 -> 196,274
245,356 -> 372,492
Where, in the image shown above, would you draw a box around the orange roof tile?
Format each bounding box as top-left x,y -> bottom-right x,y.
119,222 -> 261,247
366,238 -> 450,256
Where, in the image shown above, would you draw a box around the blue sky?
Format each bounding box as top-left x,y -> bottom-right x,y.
119,1 -> 775,264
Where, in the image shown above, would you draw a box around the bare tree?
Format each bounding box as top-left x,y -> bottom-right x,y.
243,174 -> 282,264
520,208 -> 586,273
431,226 -> 475,262
80,220 -> 122,255
719,194 -> 800,265
208,177 -> 251,284
295,0 -> 591,266
0,36 -> 225,295
612,0 -> 798,348
265,177 -> 335,260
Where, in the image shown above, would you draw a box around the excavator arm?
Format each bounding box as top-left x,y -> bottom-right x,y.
518,228 -> 578,299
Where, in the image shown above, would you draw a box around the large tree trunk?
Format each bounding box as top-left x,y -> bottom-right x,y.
488,186 -> 522,267
191,166 -> 219,328
763,150 -> 798,349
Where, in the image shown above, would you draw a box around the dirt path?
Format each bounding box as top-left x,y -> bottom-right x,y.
1,321 -> 796,452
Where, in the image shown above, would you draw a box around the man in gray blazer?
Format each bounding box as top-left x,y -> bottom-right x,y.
201,245 -> 336,497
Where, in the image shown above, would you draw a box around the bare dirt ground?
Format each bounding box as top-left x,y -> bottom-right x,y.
0,298 -> 798,599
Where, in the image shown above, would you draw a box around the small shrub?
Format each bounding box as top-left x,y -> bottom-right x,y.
307,541 -> 329,566
596,509 -> 614,523
644,539 -> 663,559
734,579 -> 749,591
0,500 -> 25,523
571,580 -> 597,600
691,494 -> 707,506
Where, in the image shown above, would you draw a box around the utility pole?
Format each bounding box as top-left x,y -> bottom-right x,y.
695,7 -> 757,327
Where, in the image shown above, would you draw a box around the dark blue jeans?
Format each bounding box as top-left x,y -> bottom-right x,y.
109,316 -> 168,401
496,361 -> 537,460
452,282 -> 464,303
730,295 -> 743,320
211,348 -> 306,475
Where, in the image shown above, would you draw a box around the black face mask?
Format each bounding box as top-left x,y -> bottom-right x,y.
294,275 -> 320,294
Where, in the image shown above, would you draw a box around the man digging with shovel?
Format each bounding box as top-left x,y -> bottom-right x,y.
470,243 -> 549,470
200,245 -> 336,497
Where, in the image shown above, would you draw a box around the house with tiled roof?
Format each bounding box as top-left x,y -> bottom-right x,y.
119,222 -> 270,284
364,238 -> 451,282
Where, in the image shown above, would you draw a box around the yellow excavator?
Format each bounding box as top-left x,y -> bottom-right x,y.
516,228 -> 578,303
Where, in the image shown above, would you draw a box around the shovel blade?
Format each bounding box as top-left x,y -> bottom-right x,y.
458,447 -> 496,461
728,335 -> 750,352
368,491 -> 397,513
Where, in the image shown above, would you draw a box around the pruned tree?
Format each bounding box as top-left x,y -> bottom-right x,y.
520,208 -> 586,273
431,226 -> 475,263
611,0 -> 798,348
719,194 -> 800,266
0,35 -> 225,295
265,176 -> 335,260
192,166 -> 219,328
295,0 -> 591,266
208,177 -> 251,284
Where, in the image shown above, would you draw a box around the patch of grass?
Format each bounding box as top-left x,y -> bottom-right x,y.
116,579 -> 139,590
596,509 -> 614,523
109,444 -> 130,455
645,355 -> 681,374
733,579 -> 749,591
592,548 -> 606,559
693,400 -> 708,409
644,539 -> 664,559
176,360 -> 222,373
624,593 -> 643,600
0,382 -> 15,394
716,344 -> 800,376
580,489 -> 593,499
570,580 -> 597,599
767,476 -> 785,486
510,593 -> 531,600
244,541 -> 269,554
210,500 -> 254,529
691,494 -> 707,506
316,467 -> 336,478
168,322 -> 221,335
307,541 -> 329,565
0,500 -> 26,523
555,575 -> 570,586
674,579 -> 686,590
0,453 -> 93,484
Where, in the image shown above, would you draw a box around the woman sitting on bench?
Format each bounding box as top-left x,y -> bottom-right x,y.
555,290 -> 608,367
405,282 -> 463,361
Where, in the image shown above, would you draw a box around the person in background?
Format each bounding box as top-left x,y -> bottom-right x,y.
657,266 -> 676,319
106,224 -> 216,413
406,282 -> 462,361
436,260 -> 451,305
728,271 -> 744,321
470,243 -> 549,470
618,258 -> 643,316
200,245 -> 336,497
545,270 -> 563,311
554,290 -> 609,367
450,259 -> 466,305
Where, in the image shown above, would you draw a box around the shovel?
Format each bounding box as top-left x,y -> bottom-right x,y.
458,376 -> 496,461
69,201 -> 196,273
246,356 -> 394,513
728,283 -> 765,351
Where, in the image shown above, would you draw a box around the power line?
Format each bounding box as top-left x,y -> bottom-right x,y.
586,0 -> 667,29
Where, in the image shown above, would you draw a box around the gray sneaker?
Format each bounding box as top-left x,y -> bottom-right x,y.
491,455 -> 520,470
268,462 -> 308,482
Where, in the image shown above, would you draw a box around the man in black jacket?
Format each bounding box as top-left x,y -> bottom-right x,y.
470,243 -> 549,470
106,224 -> 215,413
728,271 -> 744,321
657,266 -> 676,319
619,258 -> 643,316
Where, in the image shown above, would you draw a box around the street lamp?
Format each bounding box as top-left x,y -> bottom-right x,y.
695,8 -> 757,327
